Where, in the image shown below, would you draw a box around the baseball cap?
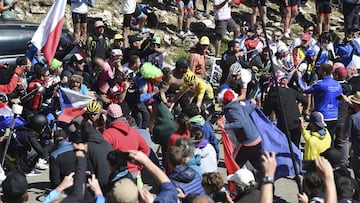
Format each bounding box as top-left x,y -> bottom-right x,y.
111,49 -> 123,56
114,33 -> 124,40
107,178 -> 138,203
227,168 -> 255,186
334,66 -> 347,79
129,35 -> 143,44
49,58 -> 63,71
2,170 -> 28,198
54,129 -> 68,144
72,53 -> 84,62
94,20 -> 105,28
277,45 -> 289,53
107,103 -> 123,118
301,33 -> 311,42
199,36 -> 210,45
310,111 -> 327,128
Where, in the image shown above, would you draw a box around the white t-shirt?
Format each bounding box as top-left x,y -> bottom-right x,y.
194,144 -> 217,173
269,40 -> 287,58
71,1 -> 88,14
213,0 -> 231,21
122,0 -> 137,14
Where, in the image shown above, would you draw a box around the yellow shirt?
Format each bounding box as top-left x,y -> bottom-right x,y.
301,128 -> 331,160
179,78 -> 214,101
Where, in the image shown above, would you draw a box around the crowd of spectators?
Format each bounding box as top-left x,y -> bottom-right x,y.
1,0 -> 360,202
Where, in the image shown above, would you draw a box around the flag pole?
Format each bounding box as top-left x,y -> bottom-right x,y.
256,2 -> 303,193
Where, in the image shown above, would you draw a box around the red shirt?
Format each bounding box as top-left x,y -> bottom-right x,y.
168,130 -> 191,147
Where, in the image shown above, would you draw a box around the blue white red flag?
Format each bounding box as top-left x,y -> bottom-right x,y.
220,105 -> 302,181
0,102 -> 26,130
57,87 -> 93,123
251,108 -> 302,179
31,0 -> 66,64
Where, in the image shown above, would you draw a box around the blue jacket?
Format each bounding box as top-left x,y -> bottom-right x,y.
298,76 -> 342,120
224,101 -> 261,144
170,165 -> 205,195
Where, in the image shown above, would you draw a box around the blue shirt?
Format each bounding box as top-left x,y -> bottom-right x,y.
298,76 -> 342,120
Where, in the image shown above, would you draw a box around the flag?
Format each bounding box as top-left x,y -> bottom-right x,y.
31,0 -> 67,64
250,108 -> 302,179
0,102 -> 26,130
57,87 -> 93,123
220,106 -> 302,181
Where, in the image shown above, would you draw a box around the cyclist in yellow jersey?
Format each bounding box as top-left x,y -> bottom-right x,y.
170,71 -> 214,111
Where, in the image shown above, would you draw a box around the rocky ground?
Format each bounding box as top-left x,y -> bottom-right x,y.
14,0 -> 346,65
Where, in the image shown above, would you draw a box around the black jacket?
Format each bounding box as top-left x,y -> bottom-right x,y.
263,86 -> 308,131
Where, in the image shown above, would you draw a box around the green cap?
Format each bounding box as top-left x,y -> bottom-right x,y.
152,37 -> 161,45
49,59 -> 63,71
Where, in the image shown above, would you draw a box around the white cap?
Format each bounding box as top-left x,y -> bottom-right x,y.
227,168 -> 255,186
111,49 -> 123,56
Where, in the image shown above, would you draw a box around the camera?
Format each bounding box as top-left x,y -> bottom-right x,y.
212,191 -> 227,202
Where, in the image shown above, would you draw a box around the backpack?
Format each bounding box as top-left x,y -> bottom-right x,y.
87,35 -> 110,58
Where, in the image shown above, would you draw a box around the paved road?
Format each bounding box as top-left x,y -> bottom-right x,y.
25,141 -> 300,203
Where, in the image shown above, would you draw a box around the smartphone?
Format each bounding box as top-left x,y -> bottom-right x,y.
301,160 -> 316,173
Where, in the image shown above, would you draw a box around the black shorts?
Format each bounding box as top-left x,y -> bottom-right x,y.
283,0 -> 297,7
72,12 -> 87,24
215,18 -> 239,38
316,0 -> 331,15
123,6 -> 144,27
249,0 -> 268,7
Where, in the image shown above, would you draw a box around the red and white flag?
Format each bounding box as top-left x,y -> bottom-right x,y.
31,0 -> 67,64
57,88 -> 94,123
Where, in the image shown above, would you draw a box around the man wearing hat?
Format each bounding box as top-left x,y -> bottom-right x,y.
69,74 -> 89,95
143,37 -> 165,69
343,91 -> 360,185
48,58 -> 64,86
227,168 -> 260,202
292,33 -> 311,67
122,35 -> 145,65
300,111 -> 331,160
62,53 -> 92,88
111,33 -> 124,49
86,20 -> 110,68
102,103 -> 150,180
217,88 -> 263,174
188,36 -> 210,79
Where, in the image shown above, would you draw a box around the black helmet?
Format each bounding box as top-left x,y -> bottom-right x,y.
175,58 -> 189,69
29,114 -> 48,132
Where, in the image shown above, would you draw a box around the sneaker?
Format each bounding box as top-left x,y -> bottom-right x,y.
185,30 -> 194,36
38,158 -> 48,165
36,158 -> 49,170
36,161 -> 49,170
178,30 -> 185,37
140,28 -> 150,34
26,169 -> 42,177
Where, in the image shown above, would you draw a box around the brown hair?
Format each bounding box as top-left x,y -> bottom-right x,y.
202,172 -> 224,192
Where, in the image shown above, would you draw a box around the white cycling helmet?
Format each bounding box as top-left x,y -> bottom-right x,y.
229,63 -> 243,76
